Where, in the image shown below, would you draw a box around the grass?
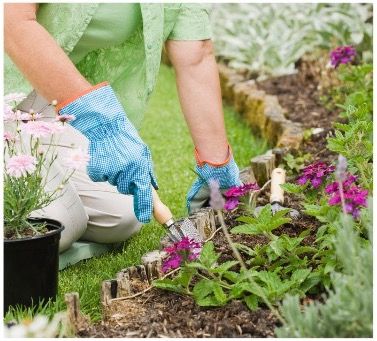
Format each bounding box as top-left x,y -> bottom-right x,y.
5,64 -> 267,323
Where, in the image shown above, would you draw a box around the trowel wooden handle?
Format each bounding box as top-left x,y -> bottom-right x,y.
270,168 -> 286,204
152,187 -> 174,226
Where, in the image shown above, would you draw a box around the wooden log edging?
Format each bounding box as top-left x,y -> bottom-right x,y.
218,63 -> 304,153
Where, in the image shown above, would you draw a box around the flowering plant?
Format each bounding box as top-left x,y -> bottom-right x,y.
162,237 -> 202,273
329,45 -> 356,68
3,93 -> 89,238
224,182 -> 260,211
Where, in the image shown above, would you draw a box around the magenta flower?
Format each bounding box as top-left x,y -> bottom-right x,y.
208,179 -> 225,210
6,155 -> 37,178
224,197 -> 239,211
330,45 -> 356,68
297,161 -> 335,189
326,174 -> 368,218
21,121 -> 64,138
223,182 -> 259,211
56,114 -> 76,124
63,148 -> 90,170
162,237 -> 202,273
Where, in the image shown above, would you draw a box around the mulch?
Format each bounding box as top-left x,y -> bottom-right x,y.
79,57 -> 338,338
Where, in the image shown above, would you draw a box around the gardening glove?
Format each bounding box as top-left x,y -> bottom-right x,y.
57,81 -> 158,223
186,146 -> 242,214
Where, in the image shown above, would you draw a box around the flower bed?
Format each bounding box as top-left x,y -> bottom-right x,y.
5,38 -> 372,337
61,46 -> 372,338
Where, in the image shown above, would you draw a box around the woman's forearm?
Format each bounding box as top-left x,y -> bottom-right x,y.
4,3 -> 90,103
166,40 -> 229,164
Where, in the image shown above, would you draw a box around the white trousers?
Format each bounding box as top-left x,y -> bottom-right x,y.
8,92 -> 142,253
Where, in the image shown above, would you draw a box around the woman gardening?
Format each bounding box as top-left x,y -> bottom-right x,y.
4,3 -> 241,252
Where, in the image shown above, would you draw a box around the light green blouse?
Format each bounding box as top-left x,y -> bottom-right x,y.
69,4 -> 143,64
4,3 -> 212,128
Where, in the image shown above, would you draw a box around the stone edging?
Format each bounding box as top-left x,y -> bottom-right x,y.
218,63 -> 304,185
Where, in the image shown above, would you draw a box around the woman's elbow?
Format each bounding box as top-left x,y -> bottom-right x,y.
166,39 -> 215,69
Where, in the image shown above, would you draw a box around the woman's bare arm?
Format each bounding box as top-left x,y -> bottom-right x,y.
4,3 -> 90,103
165,40 -> 229,164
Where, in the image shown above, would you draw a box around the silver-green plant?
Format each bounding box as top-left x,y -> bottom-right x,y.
275,200 -> 372,338
210,3 -> 372,78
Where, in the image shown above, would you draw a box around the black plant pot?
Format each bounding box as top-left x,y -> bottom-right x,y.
4,218 -> 64,313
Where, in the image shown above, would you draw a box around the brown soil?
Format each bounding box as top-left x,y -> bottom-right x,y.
80,291 -> 278,338
79,58 -> 336,338
257,55 -> 341,165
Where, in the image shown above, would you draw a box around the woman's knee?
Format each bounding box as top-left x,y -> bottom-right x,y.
81,209 -> 142,244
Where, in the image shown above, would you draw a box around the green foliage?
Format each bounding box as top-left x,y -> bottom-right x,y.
326,63 -> 373,191
282,152 -> 312,176
231,205 -> 291,238
211,3 -> 372,78
276,205 -> 372,338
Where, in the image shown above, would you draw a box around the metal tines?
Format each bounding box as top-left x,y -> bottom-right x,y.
166,218 -> 203,243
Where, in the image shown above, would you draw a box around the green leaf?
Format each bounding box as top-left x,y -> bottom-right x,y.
153,278 -> 184,294
280,183 -> 304,194
244,295 -> 259,311
231,224 -> 261,235
234,243 -> 256,256
212,261 -> 239,275
212,282 -> 227,304
199,241 -> 219,268
223,271 -> 240,283
291,269 -> 312,285
192,279 -> 227,306
192,279 -> 215,300
294,246 -> 318,256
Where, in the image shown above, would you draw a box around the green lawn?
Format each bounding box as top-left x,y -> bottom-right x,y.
5,64 -> 267,322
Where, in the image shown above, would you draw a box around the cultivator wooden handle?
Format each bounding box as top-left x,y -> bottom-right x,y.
270,168 -> 286,204
152,187 -> 174,227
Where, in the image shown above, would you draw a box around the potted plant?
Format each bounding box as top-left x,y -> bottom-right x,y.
3,93 -> 88,312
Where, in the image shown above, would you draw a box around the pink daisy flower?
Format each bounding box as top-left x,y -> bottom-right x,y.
3,131 -> 17,143
6,155 -> 37,178
21,121 -> 64,138
56,114 -> 75,124
63,148 -> 90,170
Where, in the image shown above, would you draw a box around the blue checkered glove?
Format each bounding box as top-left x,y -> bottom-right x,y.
58,82 -> 158,223
186,147 -> 242,214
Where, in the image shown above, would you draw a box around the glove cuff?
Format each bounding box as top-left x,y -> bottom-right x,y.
55,81 -> 109,113
195,145 -> 232,167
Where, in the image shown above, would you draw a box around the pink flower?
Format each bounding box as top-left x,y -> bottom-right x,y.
297,161 -> 335,188
62,148 -> 90,170
223,182 -> 259,211
225,183 -> 259,198
4,131 -> 17,143
162,236 -> 202,273
330,45 -> 356,68
326,174 -> 368,218
4,93 -> 26,104
56,114 -> 75,124
224,197 -> 239,211
6,155 -> 37,178
21,121 -> 64,138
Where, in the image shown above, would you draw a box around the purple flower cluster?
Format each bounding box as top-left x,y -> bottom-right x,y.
330,45 -> 356,68
325,174 -> 368,218
224,183 -> 259,211
297,161 -> 335,188
162,237 -> 202,273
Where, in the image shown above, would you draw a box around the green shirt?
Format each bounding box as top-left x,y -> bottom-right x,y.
69,4 -> 143,64
4,3 -> 212,127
